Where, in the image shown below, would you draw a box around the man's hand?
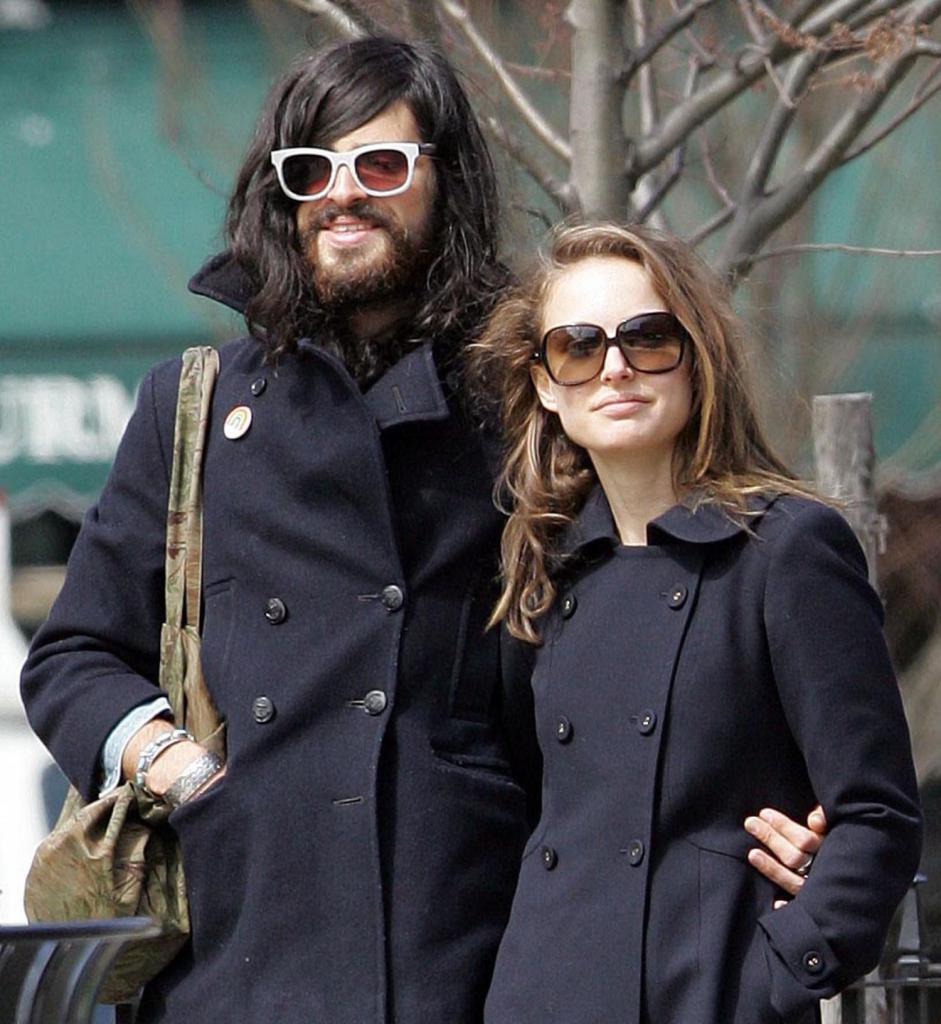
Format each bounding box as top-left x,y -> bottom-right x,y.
744,805 -> 827,907
122,719 -> 225,800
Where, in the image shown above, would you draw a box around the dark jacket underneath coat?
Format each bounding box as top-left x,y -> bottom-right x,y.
484,489 -> 922,1024
21,258 -> 537,1023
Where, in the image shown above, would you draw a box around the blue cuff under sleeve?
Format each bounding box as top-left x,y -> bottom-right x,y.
99,696 -> 173,795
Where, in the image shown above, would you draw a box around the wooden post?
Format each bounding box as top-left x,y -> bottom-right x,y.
812,393 -> 886,590
812,394 -> 887,1024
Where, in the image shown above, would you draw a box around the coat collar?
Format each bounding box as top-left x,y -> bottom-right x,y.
562,484 -> 764,555
190,251 -> 451,430
188,250 -> 252,315
361,342 -> 450,428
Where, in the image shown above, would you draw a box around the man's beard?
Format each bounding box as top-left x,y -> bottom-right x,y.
296,200 -> 438,389
299,199 -> 433,311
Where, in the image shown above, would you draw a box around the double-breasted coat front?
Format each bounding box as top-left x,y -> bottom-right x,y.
21,257 -> 538,1023
484,487 -> 922,1024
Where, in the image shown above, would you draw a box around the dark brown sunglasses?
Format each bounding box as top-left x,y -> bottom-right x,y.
535,312 -> 689,386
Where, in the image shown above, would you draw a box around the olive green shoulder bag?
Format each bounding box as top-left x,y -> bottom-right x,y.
25,346 -> 226,1004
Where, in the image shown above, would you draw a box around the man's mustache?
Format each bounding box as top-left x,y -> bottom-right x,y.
302,200 -> 396,236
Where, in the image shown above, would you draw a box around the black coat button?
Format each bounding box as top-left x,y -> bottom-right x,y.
555,717 -> 573,743
252,695 -> 276,723
363,690 -> 387,715
627,839 -> 645,866
541,846 -> 558,870
250,377 -> 267,396
264,597 -> 288,624
802,951 -> 824,974
636,710 -> 657,735
667,584 -> 687,609
560,593 -> 577,619
380,585 -> 405,611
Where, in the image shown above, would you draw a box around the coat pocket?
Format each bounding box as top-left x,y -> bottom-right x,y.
696,844 -> 785,1024
431,747 -> 524,794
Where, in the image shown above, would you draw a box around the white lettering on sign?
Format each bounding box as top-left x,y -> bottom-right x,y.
0,376 -> 135,464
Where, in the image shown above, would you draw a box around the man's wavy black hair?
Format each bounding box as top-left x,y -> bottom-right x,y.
225,36 -> 510,367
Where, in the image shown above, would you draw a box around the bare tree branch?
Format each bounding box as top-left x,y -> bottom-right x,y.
621,0 -> 720,83
750,242 -> 941,262
681,18 -> 722,67
633,0 -> 878,175
435,0 -> 571,161
856,0 -> 930,28
511,202 -> 557,230
720,11 -> 941,275
914,57 -> 941,98
635,141 -> 685,222
797,0 -> 889,34
740,48 -> 824,203
738,0 -> 768,47
840,69 -> 941,165
483,116 -> 576,215
697,131 -> 735,208
687,204 -> 736,246
768,0 -> 832,32
634,55 -> 701,228
629,0 -> 661,134
502,61 -> 572,82
278,0 -> 370,36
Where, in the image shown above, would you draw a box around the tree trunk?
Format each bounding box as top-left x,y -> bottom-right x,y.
566,0 -> 628,218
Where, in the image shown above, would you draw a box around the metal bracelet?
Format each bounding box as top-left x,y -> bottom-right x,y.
134,727 -> 193,789
163,751 -> 224,809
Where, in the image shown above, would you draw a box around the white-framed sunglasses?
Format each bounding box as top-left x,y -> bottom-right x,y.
270,142 -> 437,201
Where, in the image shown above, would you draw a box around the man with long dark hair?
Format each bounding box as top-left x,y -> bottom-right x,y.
23,36 -> 823,1023
222,36 -> 509,385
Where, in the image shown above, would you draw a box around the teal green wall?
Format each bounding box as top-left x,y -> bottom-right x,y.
1,3 -> 306,508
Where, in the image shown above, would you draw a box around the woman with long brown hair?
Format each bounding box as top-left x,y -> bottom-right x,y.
473,222 -> 921,1024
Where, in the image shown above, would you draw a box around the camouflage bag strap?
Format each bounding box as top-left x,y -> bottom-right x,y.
162,346 -> 219,721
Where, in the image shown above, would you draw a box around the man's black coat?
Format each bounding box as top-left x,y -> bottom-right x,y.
21,257 -> 538,1023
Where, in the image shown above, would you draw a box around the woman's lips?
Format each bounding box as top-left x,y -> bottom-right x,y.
593,393 -> 650,413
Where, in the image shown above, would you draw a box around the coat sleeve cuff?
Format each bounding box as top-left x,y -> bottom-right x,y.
759,902 -> 842,1018
99,696 -> 174,795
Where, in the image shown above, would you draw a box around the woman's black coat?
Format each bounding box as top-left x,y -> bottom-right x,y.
484,488 -> 922,1024
20,258 -> 539,1023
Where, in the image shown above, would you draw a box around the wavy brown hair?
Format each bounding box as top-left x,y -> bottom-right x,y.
471,222 -> 817,644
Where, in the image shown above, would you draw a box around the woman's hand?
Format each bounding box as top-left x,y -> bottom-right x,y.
744,805 -> 827,906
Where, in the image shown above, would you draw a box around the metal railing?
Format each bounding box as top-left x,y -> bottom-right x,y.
827,875 -> 941,1024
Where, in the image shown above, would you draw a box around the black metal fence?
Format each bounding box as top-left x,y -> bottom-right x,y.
832,875 -> 941,1024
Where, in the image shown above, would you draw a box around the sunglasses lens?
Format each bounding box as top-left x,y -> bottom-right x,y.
355,148 -> 410,192
282,153 -> 333,197
617,314 -> 684,372
544,325 -> 606,385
